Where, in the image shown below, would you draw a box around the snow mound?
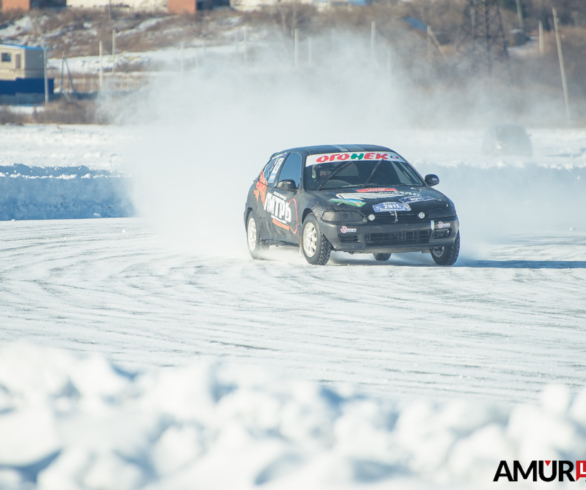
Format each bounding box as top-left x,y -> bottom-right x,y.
0,344 -> 585,490
0,165 -> 132,220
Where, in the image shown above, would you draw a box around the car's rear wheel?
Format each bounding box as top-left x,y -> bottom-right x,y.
431,232 -> 460,266
302,215 -> 331,266
247,211 -> 267,260
373,253 -> 391,261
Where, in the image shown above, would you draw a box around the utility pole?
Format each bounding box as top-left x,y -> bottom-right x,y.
43,47 -> 49,105
553,8 -> 570,122
427,25 -> 432,60
243,27 -> 247,63
294,28 -> 299,67
99,41 -> 103,91
112,30 -> 116,76
538,21 -> 544,54
370,21 -> 376,61
180,41 -> 184,73
515,0 -> 524,31
427,26 -> 446,58
61,51 -> 65,94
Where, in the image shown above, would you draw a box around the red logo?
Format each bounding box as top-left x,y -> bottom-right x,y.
254,173 -> 268,205
340,226 -> 356,234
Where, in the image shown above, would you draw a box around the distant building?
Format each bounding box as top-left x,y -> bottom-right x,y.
65,0 -> 164,8
0,45 -> 53,103
167,0 -> 229,14
168,0 -> 196,14
0,44 -> 43,80
2,0 -> 67,11
2,0 -> 32,11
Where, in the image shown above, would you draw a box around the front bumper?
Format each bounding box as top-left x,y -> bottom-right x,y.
319,217 -> 459,254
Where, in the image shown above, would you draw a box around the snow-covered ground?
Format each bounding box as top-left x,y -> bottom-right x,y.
0,124 -> 585,489
2,216 -> 585,405
1,343 -> 586,490
0,125 -> 133,169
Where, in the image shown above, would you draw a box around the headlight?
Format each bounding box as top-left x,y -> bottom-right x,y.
428,206 -> 455,218
321,211 -> 363,223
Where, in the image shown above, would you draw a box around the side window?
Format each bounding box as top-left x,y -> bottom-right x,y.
277,153 -> 302,188
262,154 -> 286,187
1,53 -> 11,62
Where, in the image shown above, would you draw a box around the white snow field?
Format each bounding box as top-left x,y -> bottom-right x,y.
0,124 -> 585,489
1,343 -> 586,490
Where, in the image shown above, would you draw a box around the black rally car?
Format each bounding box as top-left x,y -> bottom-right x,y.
244,145 -> 460,266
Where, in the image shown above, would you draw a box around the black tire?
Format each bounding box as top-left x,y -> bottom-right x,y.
373,253 -> 391,261
246,211 -> 267,260
301,214 -> 331,266
431,231 -> 460,266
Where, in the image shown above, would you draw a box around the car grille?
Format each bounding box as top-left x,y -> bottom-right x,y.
365,230 -> 431,246
371,213 -> 419,224
370,212 -> 456,224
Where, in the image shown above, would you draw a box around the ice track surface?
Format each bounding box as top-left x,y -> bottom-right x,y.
1,218 -> 585,406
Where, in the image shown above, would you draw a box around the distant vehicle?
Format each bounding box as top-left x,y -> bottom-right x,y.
244,145 -> 460,266
482,124 -> 532,156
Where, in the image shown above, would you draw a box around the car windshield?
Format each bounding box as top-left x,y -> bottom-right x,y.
304,157 -> 424,191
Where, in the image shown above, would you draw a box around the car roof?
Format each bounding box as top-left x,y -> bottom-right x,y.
271,144 -> 393,158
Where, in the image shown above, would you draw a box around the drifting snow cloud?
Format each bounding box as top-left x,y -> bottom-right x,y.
120,34 -> 586,259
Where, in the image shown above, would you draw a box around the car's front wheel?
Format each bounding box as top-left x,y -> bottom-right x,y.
302,214 -> 331,266
373,253 -> 391,262
430,231 -> 460,266
246,211 -> 267,260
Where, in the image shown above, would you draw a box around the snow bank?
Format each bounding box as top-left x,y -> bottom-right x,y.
1,344 -> 585,490
0,164 -> 132,220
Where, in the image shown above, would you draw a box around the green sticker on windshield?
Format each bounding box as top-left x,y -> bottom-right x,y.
329,198 -> 365,208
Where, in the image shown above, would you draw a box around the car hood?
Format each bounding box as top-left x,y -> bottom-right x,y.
320,187 -> 450,213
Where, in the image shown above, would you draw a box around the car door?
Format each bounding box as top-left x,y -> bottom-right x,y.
255,153 -> 287,240
265,152 -> 302,244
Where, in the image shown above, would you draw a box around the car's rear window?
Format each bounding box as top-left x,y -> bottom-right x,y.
261,153 -> 287,187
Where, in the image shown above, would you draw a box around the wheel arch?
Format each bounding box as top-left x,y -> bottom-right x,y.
244,207 -> 253,230
302,208 -> 313,223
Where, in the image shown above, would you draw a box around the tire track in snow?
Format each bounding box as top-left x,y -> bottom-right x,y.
0,218 -> 585,406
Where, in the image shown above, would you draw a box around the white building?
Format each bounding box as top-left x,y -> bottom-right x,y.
0,44 -> 44,81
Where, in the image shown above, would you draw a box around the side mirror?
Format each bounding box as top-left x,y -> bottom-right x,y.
277,179 -> 297,191
425,174 -> 440,187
